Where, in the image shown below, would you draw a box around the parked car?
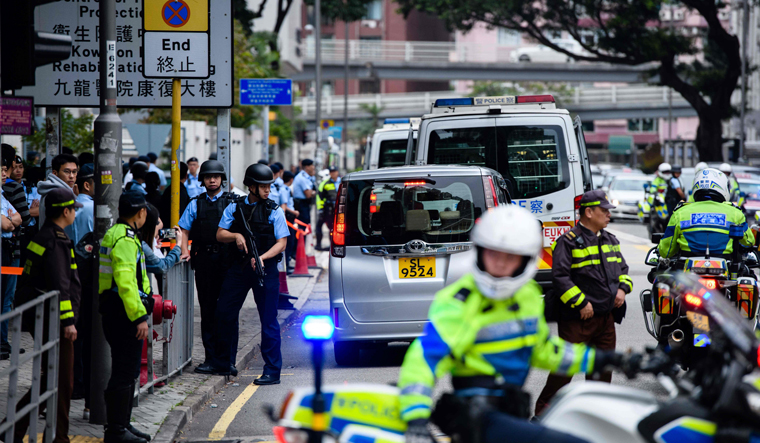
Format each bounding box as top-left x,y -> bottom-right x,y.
509,40 -> 586,63
328,165 -> 511,365
606,174 -> 652,221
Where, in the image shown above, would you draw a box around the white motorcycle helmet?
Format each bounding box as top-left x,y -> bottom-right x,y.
719,163 -> 733,175
692,168 -> 730,202
694,162 -> 708,174
658,162 -> 672,178
469,205 -> 542,300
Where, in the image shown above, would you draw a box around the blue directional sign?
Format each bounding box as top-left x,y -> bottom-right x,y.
240,79 -> 293,106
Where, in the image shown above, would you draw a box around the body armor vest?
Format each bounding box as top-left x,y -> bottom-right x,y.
189,192 -> 232,249
228,198 -> 278,264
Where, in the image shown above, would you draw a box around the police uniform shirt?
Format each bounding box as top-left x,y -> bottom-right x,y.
178,192 -> 224,231
72,193 -> 94,245
25,184 -> 40,227
292,170 -> 314,200
185,173 -> 203,199
218,198 -> 290,240
269,178 -> 290,207
2,194 -> 17,239
669,177 -> 682,190
126,180 -> 147,196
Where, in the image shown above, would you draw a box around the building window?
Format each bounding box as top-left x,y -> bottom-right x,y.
628,118 -> 657,132
359,80 -> 380,94
497,28 -> 521,46
364,0 -> 383,21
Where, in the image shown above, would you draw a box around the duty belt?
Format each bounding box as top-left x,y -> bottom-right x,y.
196,244 -> 223,254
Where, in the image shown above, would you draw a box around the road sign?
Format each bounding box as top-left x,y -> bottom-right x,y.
240,79 -> 293,106
145,0 -> 208,32
0,96 -> 33,135
143,0 -> 209,79
17,0 -> 232,107
609,135 -> 633,154
321,119 -> 334,129
328,126 -> 342,140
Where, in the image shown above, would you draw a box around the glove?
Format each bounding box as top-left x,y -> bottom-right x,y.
405,419 -> 434,443
592,350 -> 624,376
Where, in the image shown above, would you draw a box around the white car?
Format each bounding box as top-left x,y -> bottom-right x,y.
606,175 -> 652,221
510,40 -> 586,63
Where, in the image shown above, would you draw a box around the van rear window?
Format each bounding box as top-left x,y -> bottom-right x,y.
378,139 -> 408,168
427,125 -> 569,199
344,176 -> 486,246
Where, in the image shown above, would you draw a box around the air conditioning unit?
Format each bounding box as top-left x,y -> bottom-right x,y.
673,10 -> 685,21
659,9 -> 671,21
361,20 -> 378,28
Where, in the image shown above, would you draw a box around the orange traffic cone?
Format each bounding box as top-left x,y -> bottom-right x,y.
305,233 -> 320,269
291,231 -> 311,277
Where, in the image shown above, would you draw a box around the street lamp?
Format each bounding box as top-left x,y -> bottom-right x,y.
301,315 -> 335,443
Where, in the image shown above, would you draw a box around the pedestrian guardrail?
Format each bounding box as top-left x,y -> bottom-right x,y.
304,39 -> 510,64
139,261 -> 194,397
0,290 -> 60,443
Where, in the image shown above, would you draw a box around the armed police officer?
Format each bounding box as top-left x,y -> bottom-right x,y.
315,167 -> 340,250
399,205 -> 628,443
207,164 -> 289,383
535,190 -> 632,415
178,160 -> 236,373
659,168 -> 754,260
98,191 -> 153,443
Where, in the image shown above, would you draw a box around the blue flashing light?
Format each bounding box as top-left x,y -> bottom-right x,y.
434,98 -> 474,107
703,292 -> 712,300
302,315 -> 335,340
384,118 -> 410,124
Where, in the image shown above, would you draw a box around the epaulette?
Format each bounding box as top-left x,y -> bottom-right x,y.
453,287 -> 471,302
55,231 -> 67,239
564,230 -> 576,240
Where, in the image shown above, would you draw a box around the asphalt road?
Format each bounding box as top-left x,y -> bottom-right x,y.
178,220 -> 663,443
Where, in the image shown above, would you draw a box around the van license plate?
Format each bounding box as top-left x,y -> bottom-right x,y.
399,257 -> 436,279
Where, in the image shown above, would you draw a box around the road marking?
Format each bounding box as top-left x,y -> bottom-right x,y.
208,382 -> 260,441
634,245 -> 652,251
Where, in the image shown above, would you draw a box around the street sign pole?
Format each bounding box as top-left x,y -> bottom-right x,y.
171,77 -> 181,232
44,107 -> 61,176
315,0 -> 322,163
263,105 -> 270,162
91,0 -> 121,425
217,108 -> 231,193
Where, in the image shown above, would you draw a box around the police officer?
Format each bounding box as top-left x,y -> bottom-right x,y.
178,160 -> 236,371
315,167 -> 340,250
719,163 -> 740,202
207,164 -> 289,383
125,161 -> 149,196
12,187 -> 82,443
659,168 -> 754,260
535,190 -> 632,415
665,165 -> 686,221
292,159 -> 316,225
98,191 -> 152,443
399,205 -> 626,443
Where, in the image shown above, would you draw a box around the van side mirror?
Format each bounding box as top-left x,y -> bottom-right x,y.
644,247 -> 659,266
651,233 -> 663,243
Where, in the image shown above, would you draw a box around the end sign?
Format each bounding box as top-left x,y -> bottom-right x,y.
142,0 -> 210,78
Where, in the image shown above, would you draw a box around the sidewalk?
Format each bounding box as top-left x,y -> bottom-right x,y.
0,251 -> 327,443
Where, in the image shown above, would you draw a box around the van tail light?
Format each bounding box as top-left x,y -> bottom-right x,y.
574,194 -> 582,222
332,183 -> 346,258
483,176 -> 498,209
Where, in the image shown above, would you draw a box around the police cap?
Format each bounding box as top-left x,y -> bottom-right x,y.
119,190 -> 147,216
45,187 -> 83,211
79,163 -> 95,179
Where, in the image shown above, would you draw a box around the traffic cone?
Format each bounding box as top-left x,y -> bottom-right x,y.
278,270 -> 297,310
291,231 -> 311,277
305,233 -> 320,269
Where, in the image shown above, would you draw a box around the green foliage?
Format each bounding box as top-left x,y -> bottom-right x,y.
23,109 -> 94,154
350,103 -> 384,145
468,81 -> 574,107
233,0 -> 257,35
304,0 -> 378,22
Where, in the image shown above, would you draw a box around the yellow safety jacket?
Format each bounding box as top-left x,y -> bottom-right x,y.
98,222 -> 151,323
397,274 -> 596,422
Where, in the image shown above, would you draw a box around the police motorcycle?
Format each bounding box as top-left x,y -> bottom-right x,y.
267,274 -> 760,443
647,188 -> 670,242
539,272 -> 760,443
639,227 -> 760,370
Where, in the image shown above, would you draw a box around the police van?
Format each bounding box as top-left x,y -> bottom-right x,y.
364,118 -> 419,170
410,95 -> 594,291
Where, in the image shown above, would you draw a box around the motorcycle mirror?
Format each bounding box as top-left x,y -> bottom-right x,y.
745,251 -> 760,268
644,247 -> 659,266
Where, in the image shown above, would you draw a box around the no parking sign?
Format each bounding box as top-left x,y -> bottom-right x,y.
142,0 -> 210,78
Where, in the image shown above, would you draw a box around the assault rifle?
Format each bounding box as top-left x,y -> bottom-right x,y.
237,202 -> 265,286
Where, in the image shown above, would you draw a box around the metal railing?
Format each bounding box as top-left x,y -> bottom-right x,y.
298,84 -> 690,118
304,39 -> 517,64
139,261 -> 195,396
0,291 -> 60,443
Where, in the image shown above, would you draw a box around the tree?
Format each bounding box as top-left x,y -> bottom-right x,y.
351,103 -> 384,145
23,109 -> 94,154
468,81 -> 574,107
395,0 -> 741,161
304,0 -> 378,22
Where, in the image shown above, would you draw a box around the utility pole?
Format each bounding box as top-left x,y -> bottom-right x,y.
343,21 -> 349,171
217,109 -> 231,193
263,105 -> 270,161
315,0 -> 322,164
90,0 -> 121,425
740,0 -> 750,162
666,5 -> 674,164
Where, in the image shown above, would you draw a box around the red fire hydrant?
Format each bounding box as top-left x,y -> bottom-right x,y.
140,294 -> 177,386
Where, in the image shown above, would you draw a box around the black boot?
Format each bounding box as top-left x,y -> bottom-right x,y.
126,383 -> 151,442
104,386 -> 147,443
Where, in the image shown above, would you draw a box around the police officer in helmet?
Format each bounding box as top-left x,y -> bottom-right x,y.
207,164 -> 289,383
179,160 -> 235,373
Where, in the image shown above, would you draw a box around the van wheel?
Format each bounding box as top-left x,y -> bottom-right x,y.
334,341 -> 361,366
